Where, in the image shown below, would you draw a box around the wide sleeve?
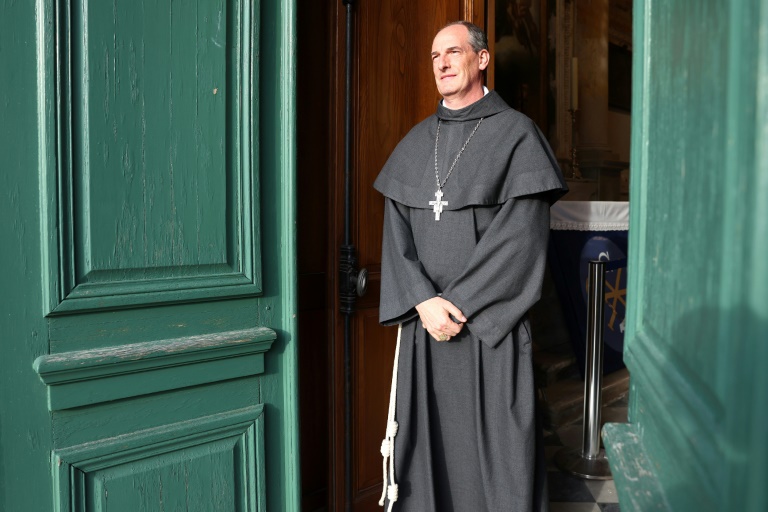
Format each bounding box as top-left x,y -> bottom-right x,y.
440,197 -> 550,348
379,198 -> 438,325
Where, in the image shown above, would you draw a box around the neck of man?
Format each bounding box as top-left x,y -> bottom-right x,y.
441,83 -> 486,110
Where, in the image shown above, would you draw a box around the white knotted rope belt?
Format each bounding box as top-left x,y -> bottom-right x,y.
378,324 -> 402,511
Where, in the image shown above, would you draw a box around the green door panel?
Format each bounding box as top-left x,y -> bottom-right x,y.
53,406 -> 266,512
0,0 -> 299,510
602,1 -> 768,510
43,0 -> 262,313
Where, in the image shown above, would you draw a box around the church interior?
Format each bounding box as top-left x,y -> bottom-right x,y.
296,0 -> 635,510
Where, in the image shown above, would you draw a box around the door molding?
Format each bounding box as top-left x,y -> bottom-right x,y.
37,0 -> 263,315
34,327 -> 276,410
52,406 -> 266,512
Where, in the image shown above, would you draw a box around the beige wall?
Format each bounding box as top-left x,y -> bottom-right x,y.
607,110 -> 631,162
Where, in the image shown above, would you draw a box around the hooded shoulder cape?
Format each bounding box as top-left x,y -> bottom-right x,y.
373,91 -> 567,208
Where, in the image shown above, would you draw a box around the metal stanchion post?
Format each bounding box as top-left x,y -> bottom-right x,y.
555,260 -> 613,479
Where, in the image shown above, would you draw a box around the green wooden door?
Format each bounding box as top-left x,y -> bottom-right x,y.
0,0 -> 299,510
602,1 -> 768,511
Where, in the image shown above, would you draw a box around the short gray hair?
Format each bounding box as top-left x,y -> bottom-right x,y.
441,21 -> 489,53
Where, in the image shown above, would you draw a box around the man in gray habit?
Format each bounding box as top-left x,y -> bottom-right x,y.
374,21 -> 567,512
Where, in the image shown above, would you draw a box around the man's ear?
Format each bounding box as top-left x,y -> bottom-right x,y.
478,49 -> 490,71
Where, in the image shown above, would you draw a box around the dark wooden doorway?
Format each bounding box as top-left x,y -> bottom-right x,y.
297,2 -> 486,510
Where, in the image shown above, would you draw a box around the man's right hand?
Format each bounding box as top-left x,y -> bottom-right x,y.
415,297 -> 467,342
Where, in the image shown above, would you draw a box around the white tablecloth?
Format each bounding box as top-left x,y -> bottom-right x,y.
550,201 -> 629,231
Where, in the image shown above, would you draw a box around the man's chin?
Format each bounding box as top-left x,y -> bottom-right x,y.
438,89 -> 459,101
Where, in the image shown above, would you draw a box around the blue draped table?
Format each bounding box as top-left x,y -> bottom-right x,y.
548,201 -> 629,376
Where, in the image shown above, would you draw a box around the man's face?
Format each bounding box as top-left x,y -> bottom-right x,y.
431,25 -> 489,102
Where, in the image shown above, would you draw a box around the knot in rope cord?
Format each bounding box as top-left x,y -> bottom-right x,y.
378,325 -> 402,510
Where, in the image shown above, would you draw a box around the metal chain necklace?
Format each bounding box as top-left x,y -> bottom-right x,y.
429,117 -> 484,221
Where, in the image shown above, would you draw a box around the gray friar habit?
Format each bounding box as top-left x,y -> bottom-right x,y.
373,90 -> 567,512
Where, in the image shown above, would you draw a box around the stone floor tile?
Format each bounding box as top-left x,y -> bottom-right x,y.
585,479 -> 619,503
548,471 -> 595,502
550,503 -> 601,512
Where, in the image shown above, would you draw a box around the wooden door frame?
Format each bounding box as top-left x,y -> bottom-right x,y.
327,0 -> 344,509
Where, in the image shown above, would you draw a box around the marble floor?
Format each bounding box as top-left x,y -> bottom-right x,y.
543,396 -> 629,512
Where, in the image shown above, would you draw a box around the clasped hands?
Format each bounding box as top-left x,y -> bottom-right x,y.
415,296 -> 467,342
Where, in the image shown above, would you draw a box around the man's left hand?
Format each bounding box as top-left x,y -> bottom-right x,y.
415,296 -> 467,341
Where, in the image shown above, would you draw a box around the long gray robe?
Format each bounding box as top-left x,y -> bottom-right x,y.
374,91 -> 566,512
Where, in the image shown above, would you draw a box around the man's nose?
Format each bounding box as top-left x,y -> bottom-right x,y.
437,55 -> 448,70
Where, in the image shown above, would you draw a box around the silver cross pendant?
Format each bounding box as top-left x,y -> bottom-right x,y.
429,189 -> 448,221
